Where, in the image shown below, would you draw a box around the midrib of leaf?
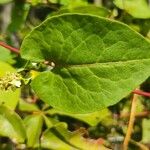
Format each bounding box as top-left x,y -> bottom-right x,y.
53,58 -> 150,69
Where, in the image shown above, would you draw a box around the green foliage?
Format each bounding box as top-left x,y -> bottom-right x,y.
24,114 -> 43,147
46,108 -> 111,126
41,123 -> 109,150
0,0 -> 12,4
114,0 -> 150,18
50,0 -> 88,6
50,5 -> 110,17
29,0 -> 44,5
0,47 -> 15,64
18,99 -> 40,112
0,106 -> 26,143
1,0 -> 150,149
7,2 -> 30,33
21,13 -> 150,113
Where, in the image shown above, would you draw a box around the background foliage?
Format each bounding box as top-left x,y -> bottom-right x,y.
0,0 -> 150,149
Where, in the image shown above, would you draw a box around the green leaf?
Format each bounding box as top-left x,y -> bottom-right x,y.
0,106 -> 26,143
0,61 -> 20,109
29,0 -> 44,5
0,0 -> 12,4
41,123 -> 75,149
43,115 -> 60,128
24,114 -> 43,148
21,14 -> 150,113
50,0 -> 88,6
18,99 -> 39,112
142,119 -> 150,143
7,2 -> 30,33
41,123 -> 109,150
0,47 -> 15,64
50,5 -> 110,17
114,0 -> 150,18
46,108 -> 111,126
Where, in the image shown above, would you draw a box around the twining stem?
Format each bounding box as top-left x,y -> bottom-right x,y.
123,91 -> 138,150
0,41 -> 20,54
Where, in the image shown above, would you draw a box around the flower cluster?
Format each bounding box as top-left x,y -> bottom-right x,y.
0,72 -> 22,91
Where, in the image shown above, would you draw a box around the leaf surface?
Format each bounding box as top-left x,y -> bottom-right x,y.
41,123 -> 109,150
0,0 -> 12,4
24,114 -> 43,147
0,106 -> 26,143
50,0 -> 88,6
50,5 -> 110,17
21,14 -> 150,113
114,0 -> 150,18
46,108 -> 111,126
0,47 -> 15,64
18,99 -> 39,112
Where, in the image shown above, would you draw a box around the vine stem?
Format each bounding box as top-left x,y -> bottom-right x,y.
123,90 -> 138,150
133,89 -> 150,97
0,41 -> 20,54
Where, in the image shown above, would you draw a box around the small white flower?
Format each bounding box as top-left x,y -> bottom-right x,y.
32,62 -> 38,67
10,80 -> 21,87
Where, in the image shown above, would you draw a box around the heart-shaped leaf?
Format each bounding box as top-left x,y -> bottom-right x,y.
21,14 -> 150,113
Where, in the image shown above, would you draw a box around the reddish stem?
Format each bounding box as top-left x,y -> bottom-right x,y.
0,41 -> 20,54
133,89 -> 150,97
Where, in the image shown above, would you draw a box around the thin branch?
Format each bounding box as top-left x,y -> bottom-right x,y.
0,41 -> 20,54
133,89 -> 150,97
123,91 -> 138,150
120,111 -> 150,118
130,139 -> 149,150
